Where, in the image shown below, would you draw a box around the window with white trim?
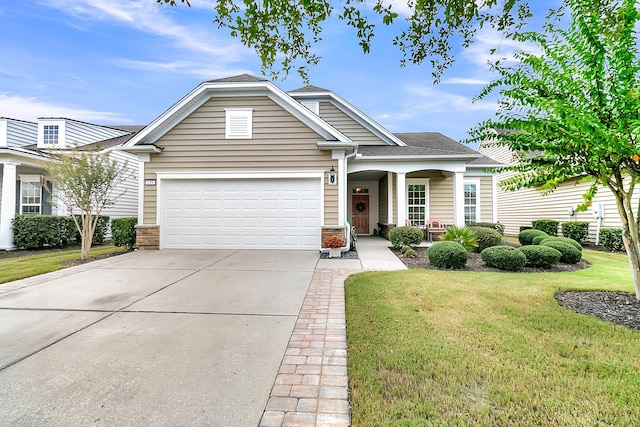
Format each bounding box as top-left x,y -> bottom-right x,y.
464,179 -> 480,224
407,179 -> 429,226
20,176 -> 41,214
225,108 -> 253,139
43,125 -> 59,145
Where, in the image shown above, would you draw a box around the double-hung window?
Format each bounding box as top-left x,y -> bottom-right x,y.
20,176 -> 41,214
407,179 -> 429,226
464,179 -> 480,224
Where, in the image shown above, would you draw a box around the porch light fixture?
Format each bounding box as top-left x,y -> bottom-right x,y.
329,166 -> 336,185
354,187 -> 362,193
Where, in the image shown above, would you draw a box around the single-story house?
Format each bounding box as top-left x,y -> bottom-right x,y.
121,74 -> 500,250
0,117 -> 140,249
477,138 -> 638,242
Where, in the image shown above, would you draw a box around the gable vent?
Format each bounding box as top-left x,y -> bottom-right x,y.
225,108 -> 253,139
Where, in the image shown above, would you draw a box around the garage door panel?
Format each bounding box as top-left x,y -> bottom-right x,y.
162,179 -> 321,249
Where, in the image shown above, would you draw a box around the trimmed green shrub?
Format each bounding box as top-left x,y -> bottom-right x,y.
540,236 -> 582,251
519,225 -> 533,232
518,229 -> 548,246
400,245 -> 411,254
599,228 -> 625,252
428,242 -> 468,269
561,221 -> 590,245
112,217 -> 138,250
518,245 -> 562,268
532,235 -> 548,245
540,240 -> 582,264
12,215 -> 76,249
73,215 -> 109,245
470,226 -> 503,253
389,226 -> 424,249
404,248 -> 417,258
468,222 -> 505,235
440,225 -> 478,252
481,246 -> 526,271
532,219 -> 559,236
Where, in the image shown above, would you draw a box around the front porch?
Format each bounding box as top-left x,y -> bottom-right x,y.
346,167 -> 485,240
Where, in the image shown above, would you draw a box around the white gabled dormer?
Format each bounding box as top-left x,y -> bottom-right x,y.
37,118 -> 66,149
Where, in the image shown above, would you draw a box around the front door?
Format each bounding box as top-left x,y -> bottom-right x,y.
352,194 -> 369,234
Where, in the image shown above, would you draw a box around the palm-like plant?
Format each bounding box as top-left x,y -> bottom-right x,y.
440,225 -> 477,252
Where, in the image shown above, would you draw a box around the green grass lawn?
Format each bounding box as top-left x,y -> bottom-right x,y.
0,245 -> 127,284
345,249 -> 640,426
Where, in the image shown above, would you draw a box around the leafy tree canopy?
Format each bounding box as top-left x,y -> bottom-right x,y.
158,0 -> 534,81
470,0 -> 640,298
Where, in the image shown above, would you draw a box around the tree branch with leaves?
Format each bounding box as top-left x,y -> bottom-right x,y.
470,0 -> 640,298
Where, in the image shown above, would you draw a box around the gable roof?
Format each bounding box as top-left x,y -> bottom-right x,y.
123,75 -> 352,150
288,86 -> 407,147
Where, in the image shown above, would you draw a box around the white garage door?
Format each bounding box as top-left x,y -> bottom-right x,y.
161,178 -> 321,249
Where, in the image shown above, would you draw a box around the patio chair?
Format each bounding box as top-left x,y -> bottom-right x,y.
426,218 -> 446,241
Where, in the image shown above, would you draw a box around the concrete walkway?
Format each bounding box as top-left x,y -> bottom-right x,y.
261,236 -> 406,426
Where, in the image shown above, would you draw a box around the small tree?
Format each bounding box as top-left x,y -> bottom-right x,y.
471,0 -> 640,298
45,148 -> 130,259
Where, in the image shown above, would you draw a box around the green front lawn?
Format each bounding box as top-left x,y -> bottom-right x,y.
346,249 -> 640,425
0,245 -> 127,284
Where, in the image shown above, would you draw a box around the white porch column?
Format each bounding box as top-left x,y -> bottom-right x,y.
136,154 -> 150,225
396,172 -> 406,227
332,150 -> 346,227
0,162 -> 18,249
453,172 -> 465,227
387,171 -> 394,224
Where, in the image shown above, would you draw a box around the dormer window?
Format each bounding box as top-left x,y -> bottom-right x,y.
43,125 -> 59,145
225,108 -> 253,139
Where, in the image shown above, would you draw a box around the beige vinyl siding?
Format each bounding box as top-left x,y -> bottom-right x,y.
427,175 -> 455,225
319,102 -> 387,145
142,95 -> 336,224
478,143 -> 638,242
378,174 -> 388,224
479,176 -> 494,222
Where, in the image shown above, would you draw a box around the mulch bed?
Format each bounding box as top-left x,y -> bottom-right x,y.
392,246 -> 640,332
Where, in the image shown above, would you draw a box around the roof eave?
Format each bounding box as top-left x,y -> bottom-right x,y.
354,154 -> 482,161
316,141 -> 359,150
119,145 -> 162,154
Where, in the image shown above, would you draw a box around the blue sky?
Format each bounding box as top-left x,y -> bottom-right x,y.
0,1 -> 555,144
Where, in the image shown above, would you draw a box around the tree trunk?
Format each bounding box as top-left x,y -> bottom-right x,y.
80,214 -> 94,260
613,192 -> 640,300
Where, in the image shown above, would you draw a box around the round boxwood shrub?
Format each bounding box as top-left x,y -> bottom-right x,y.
428,241 -> 468,269
540,240 -> 582,264
518,245 -> 562,268
518,229 -> 549,246
532,235 -> 548,245
470,226 -> 503,253
480,246 -> 526,271
389,226 -> 424,249
540,236 -> 582,251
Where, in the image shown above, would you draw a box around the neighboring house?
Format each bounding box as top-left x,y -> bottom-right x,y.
121,74 -> 500,250
478,138 -> 638,242
0,117 -> 141,249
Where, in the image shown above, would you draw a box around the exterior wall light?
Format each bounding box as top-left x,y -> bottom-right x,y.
329,166 -> 336,185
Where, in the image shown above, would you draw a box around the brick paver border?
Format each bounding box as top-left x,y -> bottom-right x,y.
260,268 -> 356,427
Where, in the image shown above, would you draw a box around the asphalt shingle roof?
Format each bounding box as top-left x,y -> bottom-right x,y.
288,85 -> 332,93
207,74 -> 268,83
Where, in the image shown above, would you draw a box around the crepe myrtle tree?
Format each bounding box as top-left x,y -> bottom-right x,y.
158,0 -> 536,81
469,0 -> 640,299
45,147 -> 131,259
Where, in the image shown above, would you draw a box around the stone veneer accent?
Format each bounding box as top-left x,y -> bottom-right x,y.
321,226 -> 346,245
135,224 -> 160,250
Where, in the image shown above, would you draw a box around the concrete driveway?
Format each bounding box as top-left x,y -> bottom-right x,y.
0,249 -> 319,426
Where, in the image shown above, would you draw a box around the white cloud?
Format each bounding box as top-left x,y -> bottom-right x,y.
441,77 -> 490,85
0,94 -> 129,123
406,84 -> 496,113
462,28 -> 541,67
114,59 -> 253,79
41,0 -> 245,58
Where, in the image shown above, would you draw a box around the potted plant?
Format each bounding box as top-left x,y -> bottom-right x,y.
323,235 -> 346,258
